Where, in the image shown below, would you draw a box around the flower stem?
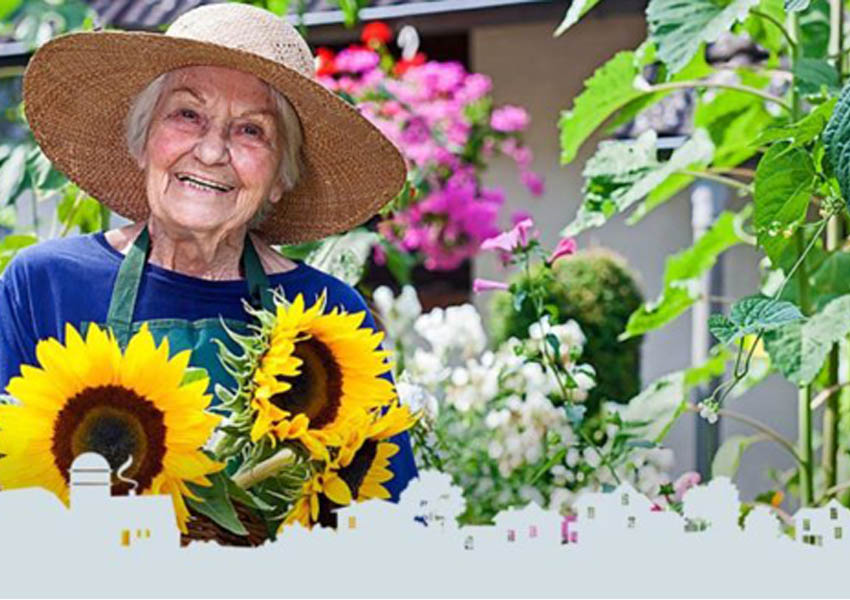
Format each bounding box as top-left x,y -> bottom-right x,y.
751,9 -> 797,51
677,169 -> 753,194
233,447 -> 296,489
646,81 -> 792,113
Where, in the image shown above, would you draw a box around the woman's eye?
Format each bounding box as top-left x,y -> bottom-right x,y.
176,108 -> 199,121
240,123 -> 264,138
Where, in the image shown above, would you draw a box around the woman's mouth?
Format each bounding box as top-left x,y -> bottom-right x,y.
174,173 -> 235,194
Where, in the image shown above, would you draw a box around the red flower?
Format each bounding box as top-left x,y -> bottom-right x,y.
361,21 -> 393,47
315,47 -> 336,76
393,52 -> 426,76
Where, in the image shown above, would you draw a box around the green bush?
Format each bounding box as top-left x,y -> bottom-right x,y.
489,248 -> 644,412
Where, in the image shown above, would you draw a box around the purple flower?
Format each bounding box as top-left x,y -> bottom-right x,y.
457,73 -> 493,104
473,278 -> 509,293
521,170 -> 545,196
511,209 -> 532,225
334,46 -> 380,74
490,105 -> 530,132
547,236 -> 577,265
481,230 -> 520,253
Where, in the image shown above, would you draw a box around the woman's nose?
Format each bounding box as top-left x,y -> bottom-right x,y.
194,123 -> 230,165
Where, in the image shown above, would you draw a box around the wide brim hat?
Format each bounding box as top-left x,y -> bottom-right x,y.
22,3 -> 407,244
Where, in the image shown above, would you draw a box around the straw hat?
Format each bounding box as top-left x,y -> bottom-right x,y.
22,3 -> 407,244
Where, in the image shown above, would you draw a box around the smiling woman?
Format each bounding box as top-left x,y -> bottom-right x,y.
0,3 -> 416,517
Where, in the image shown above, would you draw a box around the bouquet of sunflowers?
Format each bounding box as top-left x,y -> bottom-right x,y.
201,288 -> 418,541
0,288 -> 416,546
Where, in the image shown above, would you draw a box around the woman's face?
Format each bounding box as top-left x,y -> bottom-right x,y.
140,65 -> 285,237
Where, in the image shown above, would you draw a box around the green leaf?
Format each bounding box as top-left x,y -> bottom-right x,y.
712,434 -> 764,478
563,129 -> 714,236
611,371 -> 686,443
765,294 -> 850,385
0,233 -> 37,273
0,145 -> 28,205
647,0 -> 760,74
695,88 -> 777,166
266,0 -> 291,15
752,96 -> 836,148
710,295 -> 804,345
554,0 -> 603,36
799,0 -> 830,59
785,0 -> 810,11
753,142 -> 815,263
823,82 -> 850,204
744,0 -> 786,54
558,51 -> 643,165
808,250 -> 850,310
793,57 -> 840,96
621,210 -> 744,339
684,346 -> 731,387
185,471 -> 249,536
627,173 -> 695,224
0,0 -> 21,22
181,367 -> 209,387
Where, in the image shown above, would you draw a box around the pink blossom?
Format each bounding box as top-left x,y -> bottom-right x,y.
473,278 -> 509,293
490,105 -> 530,132
456,73 -> 493,104
521,170 -> 545,196
481,229 -> 520,253
514,218 -> 535,246
372,243 -> 387,266
511,209 -> 532,225
546,236 -> 577,265
673,471 -> 702,501
334,46 -> 380,74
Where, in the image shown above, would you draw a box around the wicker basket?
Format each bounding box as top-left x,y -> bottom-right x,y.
181,502 -> 270,547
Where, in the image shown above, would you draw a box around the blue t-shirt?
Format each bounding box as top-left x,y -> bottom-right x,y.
0,232 -> 416,500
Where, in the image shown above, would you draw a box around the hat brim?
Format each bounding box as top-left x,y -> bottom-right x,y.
22,31 -> 407,244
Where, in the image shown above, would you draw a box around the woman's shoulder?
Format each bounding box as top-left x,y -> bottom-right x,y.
269,262 -> 370,314
2,234 -> 111,283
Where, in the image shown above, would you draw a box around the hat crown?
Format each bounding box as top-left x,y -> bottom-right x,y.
166,4 -> 316,80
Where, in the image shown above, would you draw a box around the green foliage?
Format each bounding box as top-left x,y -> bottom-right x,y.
785,0 -> 810,11
753,142 -> 816,262
622,210 -> 745,340
646,0 -> 760,74
824,82 -> 850,205
765,294 -> 850,385
713,434 -> 765,478
558,51 -> 644,165
562,129 -> 714,236
708,295 -> 804,346
489,248 -> 644,410
554,0 -> 603,36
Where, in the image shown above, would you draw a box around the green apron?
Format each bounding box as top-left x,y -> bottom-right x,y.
94,225 -> 273,410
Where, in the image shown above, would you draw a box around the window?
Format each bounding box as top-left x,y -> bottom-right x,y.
627,516 -> 636,529
831,507 -> 838,520
803,519 -> 811,532
835,527 -> 842,540
621,494 -> 630,506
587,506 -> 595,519
507,529 -> 516,542
348,516 -> 357,530
529,525 -> 538,538
464,536 -> 474,550
121,529 -> 130,547
145,529 -> 150,539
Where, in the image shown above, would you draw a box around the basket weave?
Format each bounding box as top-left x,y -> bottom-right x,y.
181,502 -> 270,547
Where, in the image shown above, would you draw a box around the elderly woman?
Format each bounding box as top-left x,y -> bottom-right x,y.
0,4 -> 415,502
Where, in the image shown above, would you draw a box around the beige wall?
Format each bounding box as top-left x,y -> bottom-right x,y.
470,13 -> 799,502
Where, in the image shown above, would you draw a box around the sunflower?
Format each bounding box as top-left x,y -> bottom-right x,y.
249,290 -> 397,461
283,403 -> 419,530
0,322 -> 223,533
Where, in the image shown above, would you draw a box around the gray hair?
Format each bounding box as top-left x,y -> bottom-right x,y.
125,71 -> 304,227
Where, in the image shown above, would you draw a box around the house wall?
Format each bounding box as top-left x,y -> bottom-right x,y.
469,13 -> 799,504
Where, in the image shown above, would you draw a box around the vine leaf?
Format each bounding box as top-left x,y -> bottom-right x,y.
621,210 -> 744,340
764,294 -> 850,385
647,0 -> 760,74
823,82 -> 850,205
554,0 -> 603,36
185,471 -> 249,536
558,50 -> 643,165
712,435 -> 764,479
709,295 -> 804,346
785,0 -> 810,12
752,96 -> 836,148
793,58 -> 840,96
753,141 -> 816,263
562,128 -> 714,237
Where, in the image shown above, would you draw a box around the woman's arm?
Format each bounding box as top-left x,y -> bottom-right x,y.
0,257 -> 39,394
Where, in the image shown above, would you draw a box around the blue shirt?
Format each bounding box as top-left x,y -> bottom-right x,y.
0,232 -> 416,500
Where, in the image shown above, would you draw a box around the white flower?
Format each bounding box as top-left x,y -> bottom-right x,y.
548,487 -> 575,512
372,285 -> 395,317
451,367 -> 470,387
528,315 -> 552,341
565,447 -> 580,468
488,440 -> 504,459
583,447 -> 601,468
698,401 -> 719,424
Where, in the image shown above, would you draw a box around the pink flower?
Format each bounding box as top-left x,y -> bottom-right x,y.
511,209 -> 532,226
480,217 -> 536,254
521,170 -> 545,196
514,218 -> 535,246
673,471 -> 702,501
372,243 -> 387,266
490,105 -> 530,132
546,236 -> 577,265
334,45 -> 380,74
473,278 -> 509,293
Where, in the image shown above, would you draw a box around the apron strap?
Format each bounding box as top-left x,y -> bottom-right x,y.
106,225 -> 273,346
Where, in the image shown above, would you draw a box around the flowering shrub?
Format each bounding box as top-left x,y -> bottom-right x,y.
316,23 -> 545,272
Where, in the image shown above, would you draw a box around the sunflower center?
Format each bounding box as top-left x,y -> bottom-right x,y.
338,440 -> 378,498
52,385 -> 166,494
269,336 -> 342,428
